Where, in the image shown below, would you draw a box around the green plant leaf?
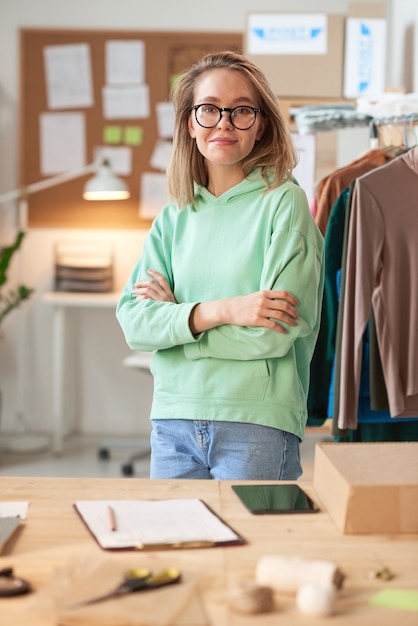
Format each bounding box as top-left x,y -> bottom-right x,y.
0,230 -> 25,286
0,231 -> 34,323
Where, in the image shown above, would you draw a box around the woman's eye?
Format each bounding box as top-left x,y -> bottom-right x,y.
201,105 -> 216,113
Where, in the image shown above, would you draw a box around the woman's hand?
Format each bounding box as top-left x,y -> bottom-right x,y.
132,269 -> 177,303
189,290 -> 299,335
225,290 -> 299,332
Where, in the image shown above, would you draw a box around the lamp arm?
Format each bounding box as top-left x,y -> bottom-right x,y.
0,163 -> 96,206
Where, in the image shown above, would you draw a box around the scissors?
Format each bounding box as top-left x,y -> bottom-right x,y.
66,566 -> 181,609
0,567 -> 31,597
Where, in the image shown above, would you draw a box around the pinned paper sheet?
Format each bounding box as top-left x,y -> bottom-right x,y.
39,112 -> 86,174
103,85 -> 150,120
43,43 -> 93,109
93,146 -> 132,176
139,172 -> 169,220
105,40 -> 145,85
156,102 -> 175,139
150,140 -> 173,171
370,589 -> 418,612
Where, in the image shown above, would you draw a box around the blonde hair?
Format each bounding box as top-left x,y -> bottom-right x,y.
167,50 -> 297,209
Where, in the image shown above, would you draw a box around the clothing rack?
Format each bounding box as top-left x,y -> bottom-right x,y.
308,137 -> 418,441
369,113 -> 418,149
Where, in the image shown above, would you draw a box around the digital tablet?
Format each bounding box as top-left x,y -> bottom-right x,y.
232,484 -> 320,515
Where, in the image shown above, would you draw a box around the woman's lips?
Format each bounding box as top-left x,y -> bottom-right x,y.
210,137 -> 236,145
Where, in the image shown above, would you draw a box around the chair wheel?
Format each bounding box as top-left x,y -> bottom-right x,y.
98,448 -> 110,460
121,463 -> 134,476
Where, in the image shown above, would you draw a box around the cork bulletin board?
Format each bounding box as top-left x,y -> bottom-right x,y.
19,29 -> 242,229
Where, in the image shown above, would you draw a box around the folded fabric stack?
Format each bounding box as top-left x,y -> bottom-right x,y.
292,104 -> 373,135
55,243 -> 113,293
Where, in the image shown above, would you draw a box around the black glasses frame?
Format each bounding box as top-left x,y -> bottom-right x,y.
191,104 -> 263,130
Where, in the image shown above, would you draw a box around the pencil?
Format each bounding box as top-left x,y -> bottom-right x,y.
108,505 -> 117,532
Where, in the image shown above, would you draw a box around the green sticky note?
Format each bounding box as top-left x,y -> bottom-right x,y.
124,126 -> 143,146
170,73 -> 181,90
104,126 -> 122,144
370,589 -> 418,612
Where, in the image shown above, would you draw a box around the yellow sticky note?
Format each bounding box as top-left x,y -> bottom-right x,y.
124,126 -> 143,146
370,589 -> 418,612
104,126 -> 122,144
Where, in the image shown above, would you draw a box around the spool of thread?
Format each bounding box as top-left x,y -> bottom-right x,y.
228,583 -> 275,615
296,583 -> 337,616
255,555 -> 344,593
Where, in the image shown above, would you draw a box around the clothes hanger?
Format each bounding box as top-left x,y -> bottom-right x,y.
377,118 -> 406,157
407,113 -> 418,147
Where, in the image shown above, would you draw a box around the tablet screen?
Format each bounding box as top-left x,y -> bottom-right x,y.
232,484 -> 320,514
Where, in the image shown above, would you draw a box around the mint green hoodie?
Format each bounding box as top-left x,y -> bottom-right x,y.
116,170 -> 324,440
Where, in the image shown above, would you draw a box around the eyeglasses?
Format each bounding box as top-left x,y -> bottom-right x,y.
191,104 -> 263,130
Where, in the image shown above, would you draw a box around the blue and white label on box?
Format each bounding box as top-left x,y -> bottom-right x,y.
247,14 -> 328,56
343,18 -> 387,98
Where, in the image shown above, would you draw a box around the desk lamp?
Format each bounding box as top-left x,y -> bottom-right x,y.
0,159 -> 129,453
0,158 -> 130,208
83,159 -> 130,200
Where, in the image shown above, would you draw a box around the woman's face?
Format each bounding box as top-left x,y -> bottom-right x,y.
188,68 -> 266,173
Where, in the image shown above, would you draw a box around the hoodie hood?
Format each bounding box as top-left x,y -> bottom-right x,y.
193,168 -> 270,207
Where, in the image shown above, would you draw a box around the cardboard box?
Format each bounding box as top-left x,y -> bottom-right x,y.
343,2 -> 387,98
245,13 -> 345,98
313,442 -> 418,535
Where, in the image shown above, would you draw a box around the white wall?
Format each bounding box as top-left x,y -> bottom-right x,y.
387,0 -> 418,92
0,0 -> 415,444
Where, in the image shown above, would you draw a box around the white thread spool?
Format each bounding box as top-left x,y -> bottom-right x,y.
296,583 -> 337,616
255,555 -> 344,593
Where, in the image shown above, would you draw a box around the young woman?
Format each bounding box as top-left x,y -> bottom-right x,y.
116,51 -> 324,480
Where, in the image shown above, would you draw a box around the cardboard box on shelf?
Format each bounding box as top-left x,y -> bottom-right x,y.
343,2 -> 387,98
245,13 -> 345,98
313,442 -> 418,535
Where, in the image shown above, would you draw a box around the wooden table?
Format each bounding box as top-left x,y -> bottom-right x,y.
1,477 -> 417,625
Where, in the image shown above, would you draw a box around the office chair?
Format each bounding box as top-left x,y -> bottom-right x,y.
98,351 -> 154,476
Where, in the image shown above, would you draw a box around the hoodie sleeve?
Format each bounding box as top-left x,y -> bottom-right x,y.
116,212 -> 199,351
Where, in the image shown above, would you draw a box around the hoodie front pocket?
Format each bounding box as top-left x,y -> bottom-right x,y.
153,351 -> 270,401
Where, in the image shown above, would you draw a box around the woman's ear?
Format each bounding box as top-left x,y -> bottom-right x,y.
188,114 -> 196,138
256,116 -> 268,141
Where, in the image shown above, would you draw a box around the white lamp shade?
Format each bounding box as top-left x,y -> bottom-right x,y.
83,160 -> 130,201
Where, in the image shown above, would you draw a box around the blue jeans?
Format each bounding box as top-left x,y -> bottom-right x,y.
150,420 -> 302,480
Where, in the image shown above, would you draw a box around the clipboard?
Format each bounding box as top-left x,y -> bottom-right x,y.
74,499 -> 246,551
